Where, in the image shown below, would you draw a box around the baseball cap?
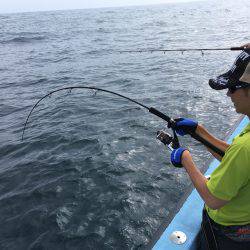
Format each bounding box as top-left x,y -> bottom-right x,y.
209,51 -> 250,90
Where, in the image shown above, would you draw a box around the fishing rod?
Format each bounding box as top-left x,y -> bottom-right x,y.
120,46 -> 249,54
22,86 -> 225,157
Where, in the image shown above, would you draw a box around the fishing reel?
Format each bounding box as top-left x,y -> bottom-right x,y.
156,129 -> 180,151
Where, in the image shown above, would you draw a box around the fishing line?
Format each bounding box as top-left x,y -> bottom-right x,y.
22,86 -> 225,157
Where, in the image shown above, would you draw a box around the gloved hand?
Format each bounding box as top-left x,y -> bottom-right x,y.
172,118 -> 198,136
170,147 -> 188,168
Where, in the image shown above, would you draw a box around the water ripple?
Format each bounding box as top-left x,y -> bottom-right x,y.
0,1 -> 248,249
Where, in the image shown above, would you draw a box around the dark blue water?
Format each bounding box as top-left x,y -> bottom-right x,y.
0,0 -> 249,249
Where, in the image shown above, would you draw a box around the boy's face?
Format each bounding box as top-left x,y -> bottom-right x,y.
227,87 -> 250,115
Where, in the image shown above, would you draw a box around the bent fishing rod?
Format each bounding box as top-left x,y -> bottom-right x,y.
22,86 -> 225,157
120,46 -> 249,54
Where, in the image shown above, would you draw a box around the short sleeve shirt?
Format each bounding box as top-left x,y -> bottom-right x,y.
206,123 -> 250,226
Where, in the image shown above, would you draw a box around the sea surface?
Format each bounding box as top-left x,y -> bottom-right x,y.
0,0 -> 249,249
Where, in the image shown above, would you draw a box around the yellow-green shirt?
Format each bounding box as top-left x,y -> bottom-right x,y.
206,123 -> 250,226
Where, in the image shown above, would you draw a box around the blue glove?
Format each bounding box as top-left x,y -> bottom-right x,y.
171,147 -> 188,168
173,118 -> 198,136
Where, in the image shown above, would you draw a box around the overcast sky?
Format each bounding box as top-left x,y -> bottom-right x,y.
1,0 -> 202,14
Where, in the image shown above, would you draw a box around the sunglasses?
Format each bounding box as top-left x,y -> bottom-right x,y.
228,85 -> 250,94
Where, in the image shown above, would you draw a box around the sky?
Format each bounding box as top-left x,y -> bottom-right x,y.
1,0 -> 201,14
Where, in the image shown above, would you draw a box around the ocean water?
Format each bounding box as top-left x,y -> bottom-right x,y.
0,0 -> 249,249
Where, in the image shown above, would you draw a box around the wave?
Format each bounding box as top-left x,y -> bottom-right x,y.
52,57 -> 72,63
24,78 -> 48,86
0,104 -> 27,117
0,35 -> 46,44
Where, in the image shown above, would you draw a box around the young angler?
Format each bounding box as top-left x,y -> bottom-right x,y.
170,49 -> 250,249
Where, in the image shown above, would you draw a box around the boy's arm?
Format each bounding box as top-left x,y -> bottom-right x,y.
195,125 -> 230,161
181,150 -> 228,209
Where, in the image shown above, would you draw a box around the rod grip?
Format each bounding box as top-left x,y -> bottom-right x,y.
188,131 -> 225,157
230,46 -> 249,51
149,107 -> 225,157
149,107 -> 172,123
